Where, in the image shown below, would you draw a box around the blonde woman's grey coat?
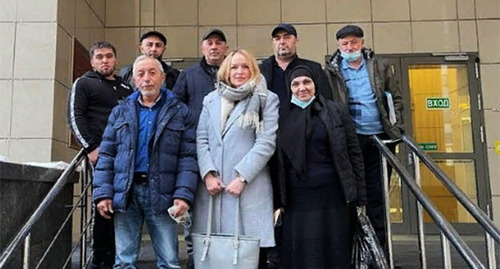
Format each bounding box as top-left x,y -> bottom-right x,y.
193,78 -> 279,247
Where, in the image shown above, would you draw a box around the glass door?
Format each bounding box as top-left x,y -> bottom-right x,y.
382,54 -> 490,234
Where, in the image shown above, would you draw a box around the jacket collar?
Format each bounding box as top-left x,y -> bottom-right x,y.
270,54 -> 300,69
127,88 -> 172,102
84,70 -> 123,83
327,48 -> 374,73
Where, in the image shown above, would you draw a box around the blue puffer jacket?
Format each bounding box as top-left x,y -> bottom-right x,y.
93,89 -> 198,214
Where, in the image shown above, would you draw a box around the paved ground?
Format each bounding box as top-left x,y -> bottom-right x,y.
73,234 -> 498,268
390,235 -> 498,268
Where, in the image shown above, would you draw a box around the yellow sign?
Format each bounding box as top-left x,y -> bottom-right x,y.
496,141 -> 500,155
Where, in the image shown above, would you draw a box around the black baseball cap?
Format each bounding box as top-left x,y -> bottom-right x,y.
202,29 -> 227,42
336,25 -> 364,40
271,23 -> 297,37
140,31 -> 167,45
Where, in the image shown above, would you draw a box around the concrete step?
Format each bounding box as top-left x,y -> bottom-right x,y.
74,234 -> 499,268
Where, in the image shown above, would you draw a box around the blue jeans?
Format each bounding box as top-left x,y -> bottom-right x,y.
113,183 -> 180,269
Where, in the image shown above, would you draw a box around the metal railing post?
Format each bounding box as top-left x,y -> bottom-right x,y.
372,136 -> 486,269
413,152 -> 427,269
441,233 -> 452,268
0,149 -> 86,269
22,234 -> 30,269
80,159 -> 89,269
401,135 -> 500,244
486,204 -> 497,269
381,156 -> 394,269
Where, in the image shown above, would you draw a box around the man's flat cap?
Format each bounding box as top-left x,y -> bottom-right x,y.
336,25 -> 364,40
202,29 -> 227,42
271,23 -> 297,37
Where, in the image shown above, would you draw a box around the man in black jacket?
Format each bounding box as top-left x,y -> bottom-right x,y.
260,23 -> 331,105
68,41 -> 132,269
119,31 -> 180,90
173,29 -> 228,121
172,28 -> 228,269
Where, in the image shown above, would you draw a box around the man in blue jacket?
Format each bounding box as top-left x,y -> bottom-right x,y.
93,55 -> 198,268
172,28 -> 228,269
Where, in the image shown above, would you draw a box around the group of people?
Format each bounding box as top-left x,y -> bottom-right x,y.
68,22 -> 404,269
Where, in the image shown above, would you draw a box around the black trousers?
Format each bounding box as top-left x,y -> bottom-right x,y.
91,202 -> 115,267
357,133 -> 395,253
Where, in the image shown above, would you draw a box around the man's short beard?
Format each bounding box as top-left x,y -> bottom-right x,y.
276,51 -> 295,61
97,68 -> 115,77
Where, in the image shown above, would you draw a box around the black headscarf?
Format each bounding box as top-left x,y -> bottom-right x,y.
279,65 -> 318,180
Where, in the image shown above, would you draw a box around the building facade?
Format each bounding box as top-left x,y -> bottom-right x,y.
0,0 -> 499,229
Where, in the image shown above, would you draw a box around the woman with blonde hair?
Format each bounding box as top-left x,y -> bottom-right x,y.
193,49 -> 280,268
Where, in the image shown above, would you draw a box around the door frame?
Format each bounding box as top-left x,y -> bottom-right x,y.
379,53 -> 490,235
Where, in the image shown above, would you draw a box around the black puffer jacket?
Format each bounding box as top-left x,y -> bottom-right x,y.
273,95 -> 366,208
67,71 -> 133,153
324,48 -> 404,139
119,59 -> 180,90
172,58 -> 217,122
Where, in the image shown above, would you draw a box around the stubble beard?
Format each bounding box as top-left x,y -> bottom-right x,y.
276,51 -> 295,61
97,67 -> 115,78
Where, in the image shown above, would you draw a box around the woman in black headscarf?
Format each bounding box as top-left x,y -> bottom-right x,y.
276,65 -> 367,268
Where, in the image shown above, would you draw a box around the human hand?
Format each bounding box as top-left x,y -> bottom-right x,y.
357,205 -> 366,215
87,148 -> 98,165
225,177 -> 246,197
173,199 -> 189,218
96,199 -> 113,219
204,172 -> 225,195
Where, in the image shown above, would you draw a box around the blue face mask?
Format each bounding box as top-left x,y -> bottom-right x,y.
291,95 -> 315,109
341,50 -> 362,62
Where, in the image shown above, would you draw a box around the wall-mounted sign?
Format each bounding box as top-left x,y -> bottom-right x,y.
426,97 -> 450,109
418,142 -> 438,151
495,140 -> 500,155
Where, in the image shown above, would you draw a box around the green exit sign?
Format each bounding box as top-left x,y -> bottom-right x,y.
418,142 -> 438,151
426,97 -> 450,109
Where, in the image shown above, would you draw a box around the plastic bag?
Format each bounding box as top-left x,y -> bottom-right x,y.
352,207 -> 389,269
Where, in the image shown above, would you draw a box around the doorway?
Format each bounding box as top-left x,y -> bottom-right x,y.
381,53 -> 490,234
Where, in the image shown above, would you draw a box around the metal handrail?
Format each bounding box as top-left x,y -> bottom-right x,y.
0,148 -> 87,268
401,135 -> 500,244
372,136 -> 486,269
34,163 -> 93,269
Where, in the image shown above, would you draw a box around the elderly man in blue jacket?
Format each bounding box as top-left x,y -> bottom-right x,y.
93,55 -> 198,269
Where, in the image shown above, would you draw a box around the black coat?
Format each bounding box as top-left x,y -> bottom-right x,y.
259,55 -> 332,101
273,95 -> 367,208
172,61 -> 217,122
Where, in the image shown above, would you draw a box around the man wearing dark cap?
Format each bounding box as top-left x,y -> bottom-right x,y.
260,23 -> 331,269
119,31 -> 180,90
173,29 -> 228,119
260,23 -> 331,106
172,28 -> 228,269
325,24 -> 404,254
